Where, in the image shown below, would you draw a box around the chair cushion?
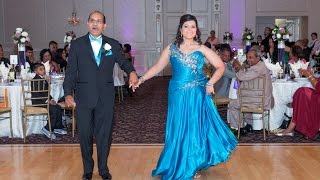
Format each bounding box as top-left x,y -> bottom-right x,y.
0,107 -> 11,113
21,107 -> 48,114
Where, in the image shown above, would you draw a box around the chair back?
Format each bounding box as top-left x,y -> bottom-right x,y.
21,78 -> 50,110
239,75 -> 266,112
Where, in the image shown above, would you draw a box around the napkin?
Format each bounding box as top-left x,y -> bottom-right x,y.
289,60 -> 310,78
237,54 -> 247,65
264,61 -> 282,77
0,62 -> 9,81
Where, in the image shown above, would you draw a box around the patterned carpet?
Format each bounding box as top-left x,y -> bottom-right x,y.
0,76 -> 319,144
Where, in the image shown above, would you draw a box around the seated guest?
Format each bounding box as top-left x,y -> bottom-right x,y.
206,30 -> 221,48
40,48 -> 60,74
0,44 -> 10,67
31,63 -> 67,139
276,69 -> 320,139
288,45 -> 307,64
228,49 -> 273,131
267,38 -> 278,64
251,35 -> 262,46
123,44 -> 133,63
49,41 -> 58,57
25,46 -> 38,71
54,48 -> 67,70
215,47 -> 236,97
63,44 -> 69,59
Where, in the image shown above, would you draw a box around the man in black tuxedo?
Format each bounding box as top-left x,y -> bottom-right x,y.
63,11 -> 139,180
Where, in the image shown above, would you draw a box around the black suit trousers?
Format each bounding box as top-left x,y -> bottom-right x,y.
76,96 -> 114,176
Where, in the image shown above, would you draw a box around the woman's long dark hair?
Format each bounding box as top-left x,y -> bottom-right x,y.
174,14 -> 202,48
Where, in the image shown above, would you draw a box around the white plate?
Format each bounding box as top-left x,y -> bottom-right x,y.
295,78 -> 309,82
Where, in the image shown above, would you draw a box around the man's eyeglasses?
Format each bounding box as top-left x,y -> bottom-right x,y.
88,19 -> 104,25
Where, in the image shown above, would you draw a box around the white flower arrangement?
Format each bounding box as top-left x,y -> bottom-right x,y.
242,27 -> 254,41
272,25 -> 291,42
223,31 -> 233,41
13,27 -> 30,44
64,31 -> 76,44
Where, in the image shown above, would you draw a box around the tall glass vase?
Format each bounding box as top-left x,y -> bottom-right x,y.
245,40 -> 251,53
17,43 -> 26,69
277,40 -> 285,69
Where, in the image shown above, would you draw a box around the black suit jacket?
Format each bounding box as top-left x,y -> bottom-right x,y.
63,33 -> 135,108
31,74 -> 52,105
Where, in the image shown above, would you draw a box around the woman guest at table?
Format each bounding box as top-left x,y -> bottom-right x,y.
276,69 -> 320,139
54,48 -> 68,70
40,48 -> 60,74
288,45 -> 307,65
206,30 -> 220,49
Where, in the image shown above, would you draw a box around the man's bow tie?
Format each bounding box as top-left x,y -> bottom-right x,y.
89,35 -> 102,43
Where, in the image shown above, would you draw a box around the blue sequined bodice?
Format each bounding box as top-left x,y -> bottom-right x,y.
169,44 -> 207,91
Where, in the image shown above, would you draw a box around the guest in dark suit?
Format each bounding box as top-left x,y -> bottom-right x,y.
63,11 -> 139,180
261,27 -> 273,53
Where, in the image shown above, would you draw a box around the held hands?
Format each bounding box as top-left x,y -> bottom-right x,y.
65,95 -> 76,108
129,72 -> 139,92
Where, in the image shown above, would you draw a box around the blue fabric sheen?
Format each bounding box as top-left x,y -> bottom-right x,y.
151,44 -> 238,180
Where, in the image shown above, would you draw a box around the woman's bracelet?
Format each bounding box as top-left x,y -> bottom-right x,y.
139,76 -> 145,83
206,82 -> 214,87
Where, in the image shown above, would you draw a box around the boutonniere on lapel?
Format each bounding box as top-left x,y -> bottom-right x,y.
103,43 -> 113,56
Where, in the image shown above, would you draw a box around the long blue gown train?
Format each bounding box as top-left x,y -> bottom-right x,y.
151,44 -> 238,180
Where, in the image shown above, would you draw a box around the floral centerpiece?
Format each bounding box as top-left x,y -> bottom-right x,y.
12,28 -> 30,69
241,27 -> 254,41
272,25 -> 291,68
272,25 -> 290,42
223,31 -> 233,42
13,28 -> 30,44
64,31 -> 76,45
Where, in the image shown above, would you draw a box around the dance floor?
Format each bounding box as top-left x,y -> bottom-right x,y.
0,144 -> 319,179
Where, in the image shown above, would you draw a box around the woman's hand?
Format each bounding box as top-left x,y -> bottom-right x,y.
299,69 -> 313,77
206,85 -> 215,95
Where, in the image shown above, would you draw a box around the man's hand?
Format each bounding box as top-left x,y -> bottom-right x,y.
65,95 -> 76,107
129,71 -> 139,92
49,99 -> 57,105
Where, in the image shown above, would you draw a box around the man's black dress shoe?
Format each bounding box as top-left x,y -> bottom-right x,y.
82,173 -> 92,180
101,172 -> 112,180
232,128 -> 247,136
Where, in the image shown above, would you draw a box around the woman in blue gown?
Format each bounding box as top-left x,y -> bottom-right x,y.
137,14 -> 237,180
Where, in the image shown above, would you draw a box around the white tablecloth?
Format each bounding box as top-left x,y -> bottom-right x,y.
268,79 -> 313,130
0,79 -> 64,138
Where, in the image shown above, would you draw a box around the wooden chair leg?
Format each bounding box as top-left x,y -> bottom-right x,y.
268,110 -> 270,134
117,86 -> 121,102
120,86 -> 123,101
47,113 -> 52,141
262,112 -> 266,141
238,112 -> 243,139
10,110 -> 13,138
23,114 -> 26,143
